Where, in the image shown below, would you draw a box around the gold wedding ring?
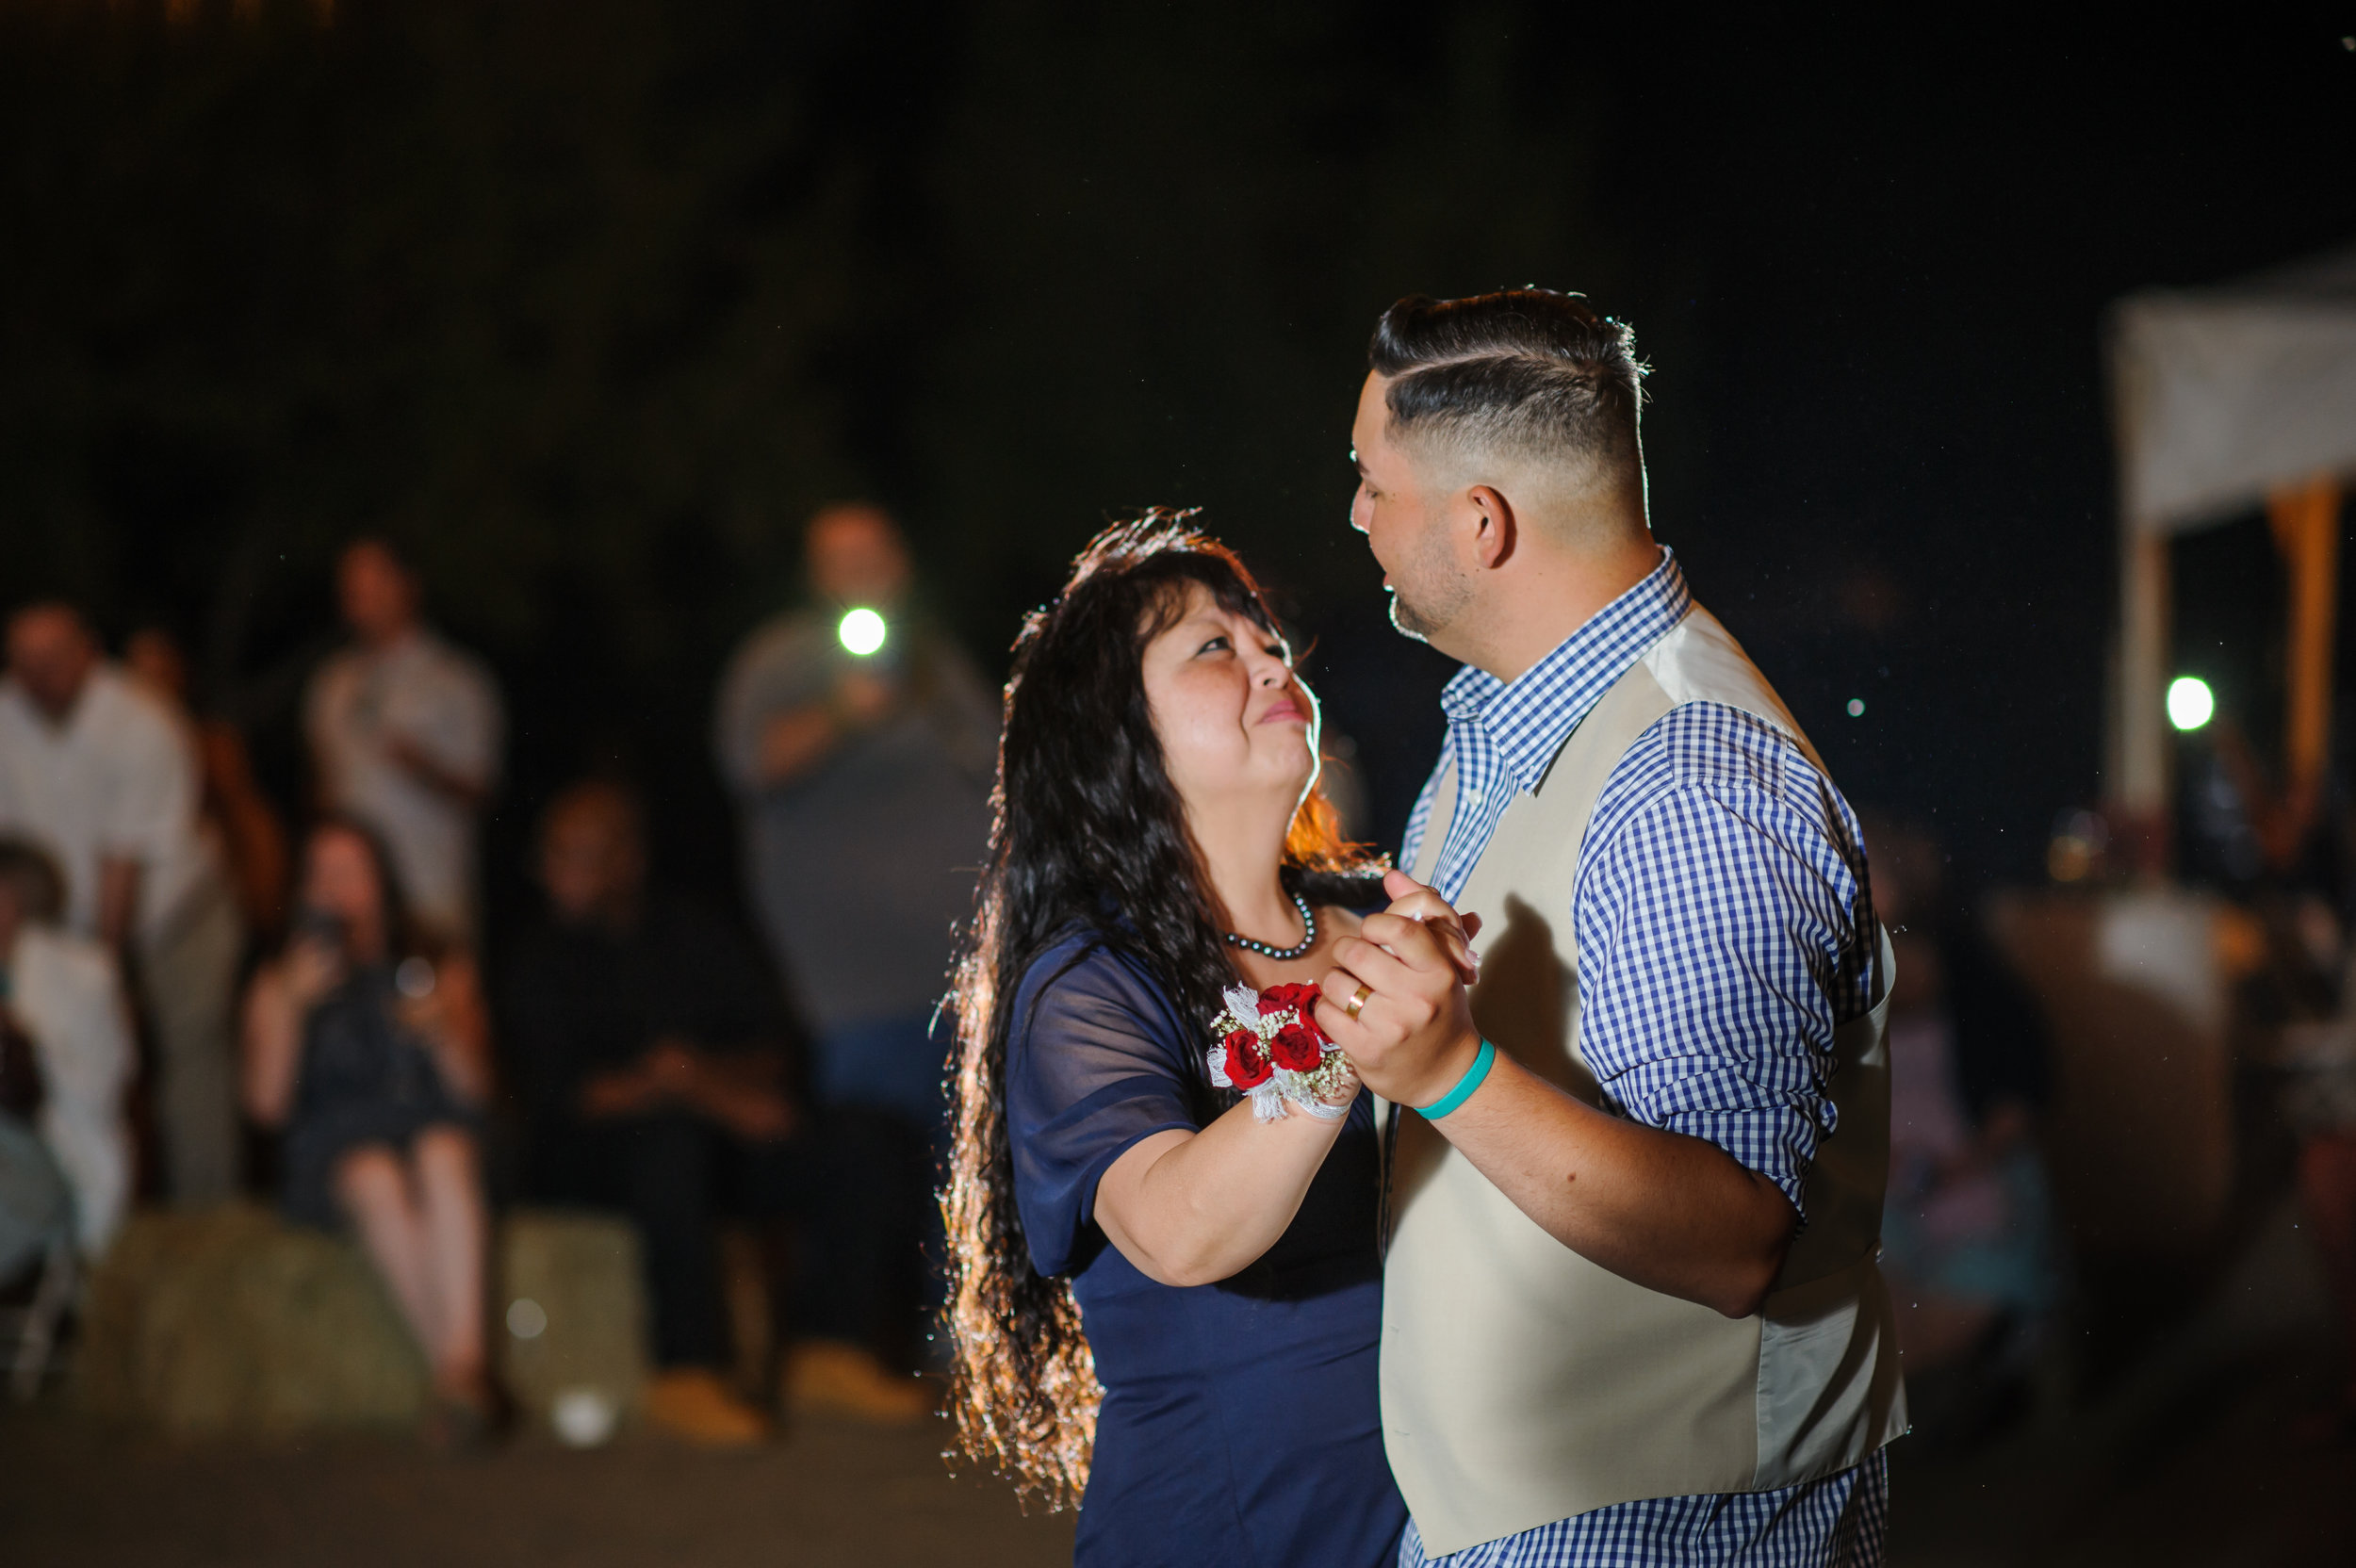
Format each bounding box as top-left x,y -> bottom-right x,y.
1344,982 -> 1372,1021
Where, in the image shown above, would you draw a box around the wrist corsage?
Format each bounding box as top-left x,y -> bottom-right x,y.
1207,982 -> 1356,1122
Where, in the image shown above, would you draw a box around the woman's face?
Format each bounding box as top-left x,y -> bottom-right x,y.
1139,583 -> 1317,821
302,827 -> 384,947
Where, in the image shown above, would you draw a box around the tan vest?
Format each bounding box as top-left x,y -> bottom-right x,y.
1381,605 -> 1906,1557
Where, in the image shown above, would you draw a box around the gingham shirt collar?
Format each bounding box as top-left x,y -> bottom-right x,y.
1441,546 -> 1692,796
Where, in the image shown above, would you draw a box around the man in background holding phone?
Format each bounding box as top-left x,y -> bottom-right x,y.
713,503 -> 997,1417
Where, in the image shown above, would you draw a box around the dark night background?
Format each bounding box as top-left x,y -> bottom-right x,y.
4,2 -> 2351,939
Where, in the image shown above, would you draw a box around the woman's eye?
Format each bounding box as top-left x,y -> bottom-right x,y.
1198,636 -> 1231,655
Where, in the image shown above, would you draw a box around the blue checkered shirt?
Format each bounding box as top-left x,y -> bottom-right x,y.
1396,548 -> 1889,1568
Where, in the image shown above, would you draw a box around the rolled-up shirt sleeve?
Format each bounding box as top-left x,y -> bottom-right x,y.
1571,705 -> 1876,1220
1005,939 -> 1202,1279
96,700 -> 198,869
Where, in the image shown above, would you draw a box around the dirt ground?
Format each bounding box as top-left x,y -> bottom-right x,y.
0,1411 -> 1074,1568
4,1356 -> 2352,1568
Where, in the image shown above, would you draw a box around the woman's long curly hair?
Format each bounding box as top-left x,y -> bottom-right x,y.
941,513 -> 1383,1509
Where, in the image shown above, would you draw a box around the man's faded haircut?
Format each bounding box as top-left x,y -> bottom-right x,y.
1368,289 -> 1645,497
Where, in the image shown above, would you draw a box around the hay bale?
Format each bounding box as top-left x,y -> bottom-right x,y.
496,1208 -> 648,1438
76,1203 -> 427,1436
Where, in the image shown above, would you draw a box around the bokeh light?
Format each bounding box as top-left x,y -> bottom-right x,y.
838,607 -> 888,657
2166,675 -> 2214,732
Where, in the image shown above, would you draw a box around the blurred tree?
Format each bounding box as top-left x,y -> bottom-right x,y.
0,0 -> 870,700
906,1 -> 1622,836
0,0 -> 1628,865
908,0 -> 1617,634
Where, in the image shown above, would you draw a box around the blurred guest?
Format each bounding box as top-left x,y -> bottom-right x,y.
2273,894 -> 2356,1440
1869,817 -> 2058,1423
0,603 -> 244,1203
712,504 -> 995,1389
240,818 -> 497,1441
0,838 -> 135,1256
503,781 -> 807,1444
125,628 -> 290,945
304,540 -> 502,945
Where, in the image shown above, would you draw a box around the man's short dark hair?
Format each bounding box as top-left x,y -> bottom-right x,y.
1368,289 -> 1644,496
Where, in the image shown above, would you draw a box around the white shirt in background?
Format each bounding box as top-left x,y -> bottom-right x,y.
304,628 -> 503,941
8,924 -> 136,1254
0,665 -> 219,947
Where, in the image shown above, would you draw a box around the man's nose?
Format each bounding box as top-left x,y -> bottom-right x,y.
1348,486 -> 1371,536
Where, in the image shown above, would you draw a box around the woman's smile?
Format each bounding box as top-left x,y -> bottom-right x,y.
1257,695 -> 1307,726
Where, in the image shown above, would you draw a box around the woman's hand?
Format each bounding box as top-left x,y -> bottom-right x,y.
282,937 -> 346,1010
1315,871 -> 1484,1109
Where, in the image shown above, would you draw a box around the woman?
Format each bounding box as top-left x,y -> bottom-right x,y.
945,515 -> 1407,1565
241,817 -> 497,1437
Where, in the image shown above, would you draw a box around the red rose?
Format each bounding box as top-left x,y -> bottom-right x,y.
1270,1020 -> 1325,1072
1221,1029 -> 1273,1089
1259,982 -> 1318,1017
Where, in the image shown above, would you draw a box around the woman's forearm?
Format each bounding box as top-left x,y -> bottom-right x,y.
1092,1099 -> 1351,1288
239,974 -> 301,1125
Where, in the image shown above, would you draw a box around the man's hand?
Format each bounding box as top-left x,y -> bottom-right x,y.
1316,882 -> 1795,1317
95,856 -> 141,954
606,1035 -> 798,1142
580,1065 -> 664,1120
754,663 -> 905,789
384,732 -> 487,808
1315,871 -> 1486,1108
834,667 -> 897,727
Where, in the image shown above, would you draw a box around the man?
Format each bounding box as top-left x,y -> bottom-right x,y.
0,837 -> 136,1256
712,504 -> 996,1381
0,605 -> 242,1204
304,539 -> 502,944
1317,291 -> 1903,1566
504,782 -> 808,1445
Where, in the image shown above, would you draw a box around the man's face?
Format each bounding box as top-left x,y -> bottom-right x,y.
6,607 -> 98,722
337,543 -> 419,645
1349,373 -> 1473,647
808,507 -> 912,607
538,798 -> 645,925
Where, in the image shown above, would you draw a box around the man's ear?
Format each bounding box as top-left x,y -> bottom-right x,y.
1464,483 -> 1520,571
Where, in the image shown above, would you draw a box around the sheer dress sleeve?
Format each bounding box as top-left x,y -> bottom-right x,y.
1006,935 -> 1203,1279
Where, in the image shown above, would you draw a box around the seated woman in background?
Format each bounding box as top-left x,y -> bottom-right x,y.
240,817 -> 496,1440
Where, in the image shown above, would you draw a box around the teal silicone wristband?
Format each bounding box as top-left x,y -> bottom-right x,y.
1416,1038 -> 1496,1120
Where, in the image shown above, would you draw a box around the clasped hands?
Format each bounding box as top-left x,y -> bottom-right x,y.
1312,870 -> 1485,1110
580,1035 -> 797,1142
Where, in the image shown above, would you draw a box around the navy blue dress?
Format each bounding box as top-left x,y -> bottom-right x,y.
1006,929 -> 1407,1568
281,966 -> 479,1230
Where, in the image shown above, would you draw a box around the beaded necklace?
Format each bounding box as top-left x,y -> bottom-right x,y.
1222,889 -> 1317,961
